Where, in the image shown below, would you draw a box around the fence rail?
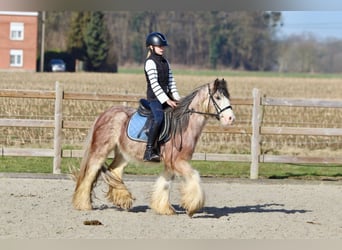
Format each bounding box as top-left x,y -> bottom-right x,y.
1,82 -> 342,178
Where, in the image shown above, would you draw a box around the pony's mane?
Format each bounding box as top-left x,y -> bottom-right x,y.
166,86 -> 199,136
166,78 -> 229,135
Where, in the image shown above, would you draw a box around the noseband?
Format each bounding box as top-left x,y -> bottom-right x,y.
189,84 -> 232,120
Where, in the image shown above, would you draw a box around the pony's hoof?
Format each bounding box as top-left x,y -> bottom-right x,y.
181,202 -> 202,218
73,202 -> 93,211
150,204 -> 177,215
162,206 -> 177,215
107,189 -> 135,210
117,198 -> 135,210
186,210 -> 195,218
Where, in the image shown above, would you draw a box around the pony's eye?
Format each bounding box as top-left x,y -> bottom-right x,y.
215,95 -> 221,100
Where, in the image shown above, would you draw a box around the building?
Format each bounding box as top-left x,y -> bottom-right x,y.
0,11 -> 38,72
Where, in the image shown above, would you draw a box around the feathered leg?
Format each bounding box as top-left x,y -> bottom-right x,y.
150,170 -> 176,215
104,148 -> 135,210
180,169 -> 205,217
73,158 -> 103,210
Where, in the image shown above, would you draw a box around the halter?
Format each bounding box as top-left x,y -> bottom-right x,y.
189,84 -> 232,120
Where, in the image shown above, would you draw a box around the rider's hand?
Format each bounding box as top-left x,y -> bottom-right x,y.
166,99 -> 178,108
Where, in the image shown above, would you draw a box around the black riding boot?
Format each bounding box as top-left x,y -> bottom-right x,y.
143,123 -> 161,162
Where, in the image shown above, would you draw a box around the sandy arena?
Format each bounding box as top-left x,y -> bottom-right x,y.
0,173 -> 341,239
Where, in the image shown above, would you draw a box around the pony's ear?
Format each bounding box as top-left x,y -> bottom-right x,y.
213,78 -> 220,92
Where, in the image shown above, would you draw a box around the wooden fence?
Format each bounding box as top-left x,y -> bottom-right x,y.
1,82 -> 341,178
249,88 -> 342,178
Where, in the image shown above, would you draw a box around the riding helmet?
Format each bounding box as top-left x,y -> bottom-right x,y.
146,32 -> 168,47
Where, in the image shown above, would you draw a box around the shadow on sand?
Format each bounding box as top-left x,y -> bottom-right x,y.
197,203 -> 310,219
107,203 -> 310,219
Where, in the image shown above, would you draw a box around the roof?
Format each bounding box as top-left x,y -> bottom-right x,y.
0,11 -> 38,16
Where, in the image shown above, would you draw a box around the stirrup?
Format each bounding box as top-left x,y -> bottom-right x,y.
149,154 -> 160,162
143,154 -> 160,162
143,149 -> 160,162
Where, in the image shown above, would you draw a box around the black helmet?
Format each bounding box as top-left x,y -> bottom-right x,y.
146,32 -> 168,47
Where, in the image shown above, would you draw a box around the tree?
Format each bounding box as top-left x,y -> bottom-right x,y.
206,11 -> 281,70
278,34 -> 321,73
67,12 -> 91,61
129,12 -> 153,64
320,40 -> 342,73
44,11 -> 301,72
209,11 -> 229,69
83,11 -> 109,71
44,11 -> 71,50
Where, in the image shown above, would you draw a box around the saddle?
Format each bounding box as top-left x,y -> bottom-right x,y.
127,99 -> 172,143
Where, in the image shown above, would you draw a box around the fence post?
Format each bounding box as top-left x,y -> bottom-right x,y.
250,88 -> 261,179
53,81 -> 63,174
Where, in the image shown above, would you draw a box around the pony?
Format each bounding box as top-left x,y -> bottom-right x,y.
72,78 -> 235,217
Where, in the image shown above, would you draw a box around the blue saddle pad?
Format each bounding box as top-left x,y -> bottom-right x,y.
127,112 -> 149,142
127,111 -> 172,143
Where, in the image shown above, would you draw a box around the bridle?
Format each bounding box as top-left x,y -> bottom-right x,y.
189,84 -> 232,120
172,84 -> 233,152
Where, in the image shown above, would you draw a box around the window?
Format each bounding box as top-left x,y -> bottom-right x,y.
10,49 -> 23,67
10,22 -> 24,40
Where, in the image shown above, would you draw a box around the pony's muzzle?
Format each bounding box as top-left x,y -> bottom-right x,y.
220,111 -> 235,126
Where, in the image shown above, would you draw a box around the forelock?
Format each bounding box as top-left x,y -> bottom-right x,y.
213,78 -> 230,98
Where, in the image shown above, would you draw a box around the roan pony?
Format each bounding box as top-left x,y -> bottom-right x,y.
72,78 -> 235,217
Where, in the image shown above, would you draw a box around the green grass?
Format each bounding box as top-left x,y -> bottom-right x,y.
1,156 -> 341,180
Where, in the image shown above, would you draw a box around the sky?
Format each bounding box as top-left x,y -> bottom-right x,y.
279,11 -> 342,40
